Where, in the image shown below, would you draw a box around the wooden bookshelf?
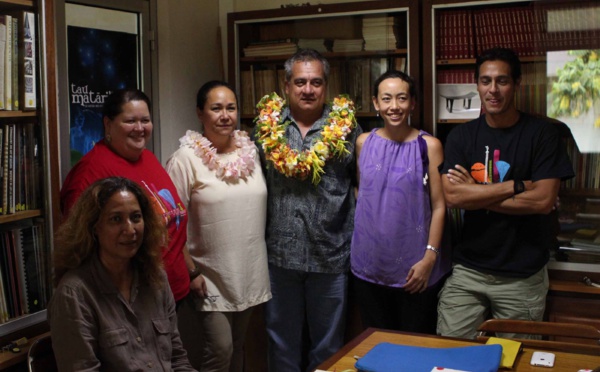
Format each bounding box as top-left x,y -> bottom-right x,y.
0,331 -> 48,370
0,0 -> 32,9
437,55 -> 546,66
0,209 -> 41,224
0,111 -> 35,118
0,0 -> 58,359
240,49 -> 409,63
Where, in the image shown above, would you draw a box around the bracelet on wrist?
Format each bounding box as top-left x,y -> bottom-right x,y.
513,179 -> 525,195
189,264 -> 202,280
426,244 -> 440,255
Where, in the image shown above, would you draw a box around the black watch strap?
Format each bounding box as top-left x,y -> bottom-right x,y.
514,180 -> 525,195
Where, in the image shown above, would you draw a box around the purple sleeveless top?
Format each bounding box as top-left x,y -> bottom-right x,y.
351,129 -> 449,288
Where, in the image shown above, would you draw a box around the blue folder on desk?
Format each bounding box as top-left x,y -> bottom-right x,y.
355,342 -> 502,372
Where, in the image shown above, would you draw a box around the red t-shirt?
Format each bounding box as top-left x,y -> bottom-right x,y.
61,140 -> 190,301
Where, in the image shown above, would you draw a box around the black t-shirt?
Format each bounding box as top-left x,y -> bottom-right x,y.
441,113 -> 575,277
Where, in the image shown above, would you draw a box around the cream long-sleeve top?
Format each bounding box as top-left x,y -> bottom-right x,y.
166,139 -> 271,312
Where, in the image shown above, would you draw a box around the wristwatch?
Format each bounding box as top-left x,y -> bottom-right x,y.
426,244 -> 440,255
514,180 -> 525,195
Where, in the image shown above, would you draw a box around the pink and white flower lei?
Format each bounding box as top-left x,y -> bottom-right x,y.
179,129 -> 256,182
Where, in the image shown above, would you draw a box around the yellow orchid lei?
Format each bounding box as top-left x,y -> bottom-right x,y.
254,92 -> 357,185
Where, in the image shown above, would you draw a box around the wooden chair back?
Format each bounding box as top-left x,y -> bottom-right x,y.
476,319 -> 600,355
27,335 -> 57,372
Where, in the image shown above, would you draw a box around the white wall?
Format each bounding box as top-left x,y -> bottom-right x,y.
156,0 -> 222,164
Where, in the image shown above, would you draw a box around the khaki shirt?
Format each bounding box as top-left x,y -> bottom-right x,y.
48,255 -> 195,371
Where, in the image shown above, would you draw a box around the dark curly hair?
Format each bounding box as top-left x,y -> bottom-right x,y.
53,177 -> 167,288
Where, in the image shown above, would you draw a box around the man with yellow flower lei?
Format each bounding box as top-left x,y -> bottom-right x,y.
253,49 -> 361,372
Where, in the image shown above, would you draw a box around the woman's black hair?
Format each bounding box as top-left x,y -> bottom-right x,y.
102,89 -> 152,121
372,70 -> 417,99
196,81 -> 238,110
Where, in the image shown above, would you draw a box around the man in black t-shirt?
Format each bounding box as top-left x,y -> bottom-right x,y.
437,47 -> 574,339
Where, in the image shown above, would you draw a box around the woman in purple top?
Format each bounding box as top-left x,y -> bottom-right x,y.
351,70 -> 450,334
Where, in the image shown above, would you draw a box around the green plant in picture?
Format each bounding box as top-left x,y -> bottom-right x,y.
548,50 -> 600,128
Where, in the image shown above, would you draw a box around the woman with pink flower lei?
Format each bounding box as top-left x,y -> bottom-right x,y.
166,81 -> 271,372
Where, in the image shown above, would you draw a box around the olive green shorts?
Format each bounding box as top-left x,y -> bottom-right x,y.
437,263 -> 548,339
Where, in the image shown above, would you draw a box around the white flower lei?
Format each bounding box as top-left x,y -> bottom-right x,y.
179,129 -> 256,182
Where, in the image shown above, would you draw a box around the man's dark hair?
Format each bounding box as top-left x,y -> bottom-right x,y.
284,48 -> 330,82
475,47 -> 522,82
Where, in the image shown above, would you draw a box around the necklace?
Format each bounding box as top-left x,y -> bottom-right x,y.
179,129 -> 256,182
254,92 -> 357,185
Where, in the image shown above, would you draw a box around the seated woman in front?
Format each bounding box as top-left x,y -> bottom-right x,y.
48,177 -> 196,372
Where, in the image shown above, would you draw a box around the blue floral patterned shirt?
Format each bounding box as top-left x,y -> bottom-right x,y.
254,105 -> 361,274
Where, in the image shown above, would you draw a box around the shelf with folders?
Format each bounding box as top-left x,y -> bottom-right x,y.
228,0 -> 421,132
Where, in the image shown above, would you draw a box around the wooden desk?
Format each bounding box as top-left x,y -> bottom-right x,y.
317,328 -> 600,372
0,331 -> 50,370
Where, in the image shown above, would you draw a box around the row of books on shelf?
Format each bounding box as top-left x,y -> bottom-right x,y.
243,39 -> 370,57
0,122 -> 41,215
437,69 -> 475,84
362,15 -> 405,51
240,56 -> 406,116
557,245 -> 600,264
563,139 -> 600,190
512,61 -> 547,116
557,214 -> 600,264
243,15 -> 406,57
243,40 -> 299,58
0,220 -> 49,322
330,39 -> 364,53
436,10 -> 475,60
545,5 -> 600,52
436,5 -> 600,61
473,7 -> 543,58
0,11 -> 36,111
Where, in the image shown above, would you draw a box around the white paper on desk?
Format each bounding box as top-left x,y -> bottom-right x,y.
430,368 -> 471,372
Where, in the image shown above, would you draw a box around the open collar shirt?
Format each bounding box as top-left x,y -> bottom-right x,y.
48,255 -> 195,372
256,105 -> 361,274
